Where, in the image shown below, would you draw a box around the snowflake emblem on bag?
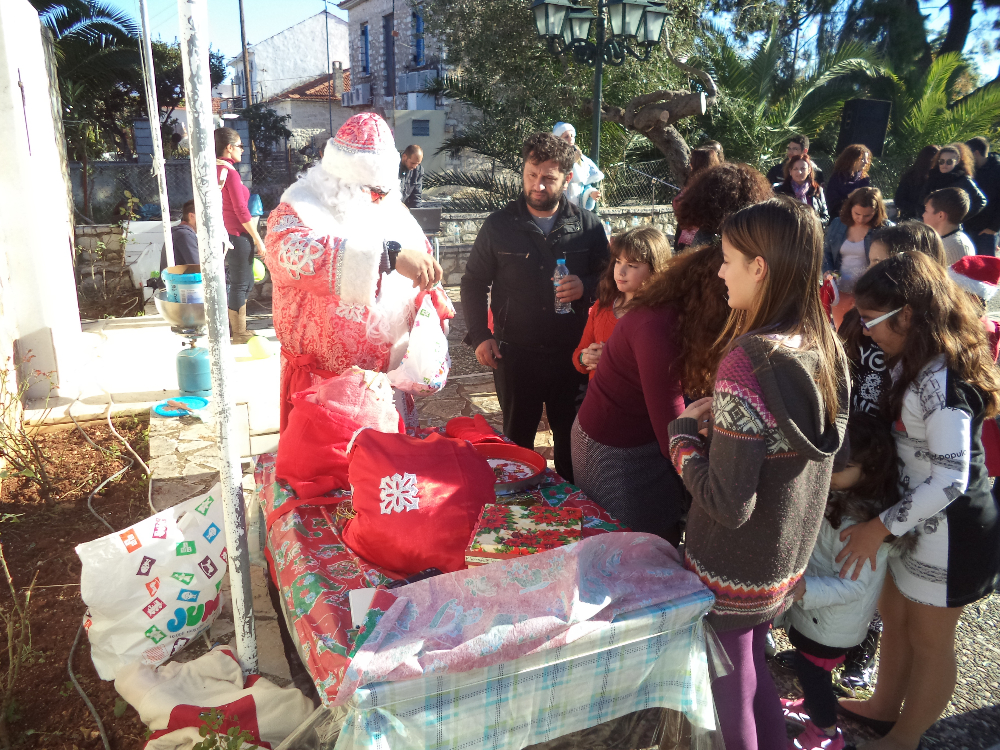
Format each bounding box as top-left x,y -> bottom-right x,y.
278,233 -> 326,279
379,473 -> 420,514
335,301 -> 367,323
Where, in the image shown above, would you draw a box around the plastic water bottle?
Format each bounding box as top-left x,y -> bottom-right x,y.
553,257 -> 571,314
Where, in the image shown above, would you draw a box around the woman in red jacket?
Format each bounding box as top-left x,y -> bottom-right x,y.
573,226 -> 670,379
215,127 -> 266,343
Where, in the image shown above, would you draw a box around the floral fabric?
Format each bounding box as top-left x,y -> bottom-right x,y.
467,504 -> 583,560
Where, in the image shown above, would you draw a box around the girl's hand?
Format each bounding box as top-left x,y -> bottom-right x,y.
790,577 -> 806,602
581,342 -> 603,370
679,397 -> 713,435
835,517 -> 890,580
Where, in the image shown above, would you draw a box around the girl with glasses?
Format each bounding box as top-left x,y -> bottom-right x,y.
836,251 -> 1000,750
919,143 -> 986,223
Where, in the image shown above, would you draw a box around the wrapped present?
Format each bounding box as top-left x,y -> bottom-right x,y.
465,504 -> 583,567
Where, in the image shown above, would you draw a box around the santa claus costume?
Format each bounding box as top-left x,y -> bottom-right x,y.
264,113 -> 453,431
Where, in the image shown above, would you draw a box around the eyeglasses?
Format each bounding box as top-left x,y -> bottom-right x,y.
233,143 -> 244,149
861,307 -> 903,331
938,158 -> 956,165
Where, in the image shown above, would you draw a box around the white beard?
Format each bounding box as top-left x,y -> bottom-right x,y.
280,164 -> 431,366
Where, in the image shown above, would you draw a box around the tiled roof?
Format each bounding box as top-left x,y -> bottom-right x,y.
269,70 -> 352,102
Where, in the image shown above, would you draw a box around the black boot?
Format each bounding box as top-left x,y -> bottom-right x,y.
836,625 -> 880,696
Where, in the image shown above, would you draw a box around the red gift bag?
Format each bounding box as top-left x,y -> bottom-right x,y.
276,369 -> 402,500
342,430 -> 496,575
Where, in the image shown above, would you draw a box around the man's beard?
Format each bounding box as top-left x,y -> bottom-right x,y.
526,190 -> 561,212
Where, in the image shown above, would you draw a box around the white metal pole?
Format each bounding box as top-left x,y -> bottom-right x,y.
138,0 -> 174,267
176,0 -> 258,675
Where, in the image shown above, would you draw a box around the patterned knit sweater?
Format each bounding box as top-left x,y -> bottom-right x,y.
668,335 -> 849,632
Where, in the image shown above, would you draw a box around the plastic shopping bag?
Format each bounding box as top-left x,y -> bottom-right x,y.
76,483 -> 228,680
387,295 -> 450,394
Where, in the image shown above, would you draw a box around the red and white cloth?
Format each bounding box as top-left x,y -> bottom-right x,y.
115,646 -> 314,750
264,112 -> 454,432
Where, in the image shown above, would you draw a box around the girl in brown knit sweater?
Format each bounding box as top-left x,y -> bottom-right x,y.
668,198 -> 849,750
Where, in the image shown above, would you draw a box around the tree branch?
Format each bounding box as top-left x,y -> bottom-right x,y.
662,33 -> 718,108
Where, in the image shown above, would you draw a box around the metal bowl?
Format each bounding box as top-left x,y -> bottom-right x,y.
153,289 -> 206,331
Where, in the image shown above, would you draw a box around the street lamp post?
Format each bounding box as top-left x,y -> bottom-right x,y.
530,0 -> 669,167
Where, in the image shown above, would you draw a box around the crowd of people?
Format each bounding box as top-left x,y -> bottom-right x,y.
459,128 -> 1000,750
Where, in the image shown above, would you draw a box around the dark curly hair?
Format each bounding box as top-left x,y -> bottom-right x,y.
673,163 -> 773,237
522,132 -> 576,174
629,242 -> 730,397
826,412 -> 900,529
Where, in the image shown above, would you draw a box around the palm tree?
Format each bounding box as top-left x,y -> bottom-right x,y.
874,53 -> 1000,157
693,24 -> 884,170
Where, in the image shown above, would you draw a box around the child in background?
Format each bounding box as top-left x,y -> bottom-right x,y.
837,252 -> 1000,749
922,187 -> 976,265
780,414 -> 899,750
573,226 -> 670,379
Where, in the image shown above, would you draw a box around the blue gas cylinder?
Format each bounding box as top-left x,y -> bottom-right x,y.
177,344 -> 212,398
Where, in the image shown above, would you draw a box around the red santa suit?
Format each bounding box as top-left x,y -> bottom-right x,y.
263,113 -> 453,431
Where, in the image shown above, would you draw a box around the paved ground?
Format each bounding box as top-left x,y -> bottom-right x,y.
141,286 -> 1000,745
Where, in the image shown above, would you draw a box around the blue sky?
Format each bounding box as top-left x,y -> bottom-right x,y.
123,0 -> 996,80
129,0 -> 347,65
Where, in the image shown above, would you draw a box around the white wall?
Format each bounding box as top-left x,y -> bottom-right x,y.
230,12 -> 349,102
0,0 -> 81,399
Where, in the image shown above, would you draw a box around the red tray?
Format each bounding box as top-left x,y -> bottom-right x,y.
473,444 -> 547,495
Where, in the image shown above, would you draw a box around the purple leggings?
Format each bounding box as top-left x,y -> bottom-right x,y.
712,621 -> 787,750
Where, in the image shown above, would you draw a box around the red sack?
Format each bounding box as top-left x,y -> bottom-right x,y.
276,369 -> 402,500
445,414 -> 507,444
342,430 -> 496,575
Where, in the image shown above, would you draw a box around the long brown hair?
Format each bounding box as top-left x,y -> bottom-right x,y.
629,243 -> 731,397
596,226 -> 672,308
832,143 -> 872,179
904,144 -> 940,182
686,147 -> 721,185
937,142 -> 976,178
826,413 -> 900,528
854,252 -> 1000,419
719,197 -> 847,425
839,186 -> 888,226
782,154 -> 819,192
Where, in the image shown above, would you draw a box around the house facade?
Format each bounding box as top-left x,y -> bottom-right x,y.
228,11 -> 350,104
337,0 -> 482,172
265,64 -> 355,151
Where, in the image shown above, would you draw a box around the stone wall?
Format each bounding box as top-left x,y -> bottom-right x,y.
434,206 -> 676,286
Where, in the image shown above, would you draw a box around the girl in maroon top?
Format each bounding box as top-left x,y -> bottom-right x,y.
571,244 -> 731,544
215,127 -> 266,343
573,226 -> 671,380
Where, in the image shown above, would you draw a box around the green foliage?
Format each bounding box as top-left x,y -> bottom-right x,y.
152,41 -> 227,120
192,709 -> 258,750
0,354 -> 57,502
423,168 -> 524,211
240,103 -> 292,161
870,52 -> 1000,157
691,23 -> 884,170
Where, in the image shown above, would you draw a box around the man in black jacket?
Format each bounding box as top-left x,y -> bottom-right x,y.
966,137 -> 1000,256
460,132 -> 609,483
766,134 -> 824,186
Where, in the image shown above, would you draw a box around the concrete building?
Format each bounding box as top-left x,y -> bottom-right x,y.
228,11 -> 349,104
337,0 -> 482,172
0,0 -> 81,400
264,65 -> 354,150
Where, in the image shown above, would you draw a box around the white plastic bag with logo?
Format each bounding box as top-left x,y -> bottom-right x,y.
387,295 -> 451,394
76,483 -> 228,680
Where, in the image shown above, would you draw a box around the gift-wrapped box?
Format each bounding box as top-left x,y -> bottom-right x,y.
465,504 -> 583,567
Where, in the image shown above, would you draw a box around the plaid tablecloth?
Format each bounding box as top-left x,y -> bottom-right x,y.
335,591 -> 717,750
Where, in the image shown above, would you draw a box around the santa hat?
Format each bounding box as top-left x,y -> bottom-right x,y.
552,122 -> 576,139
322,113 -> 399,190
949,255 -> 1000,301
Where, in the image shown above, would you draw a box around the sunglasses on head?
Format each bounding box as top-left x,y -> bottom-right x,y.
861,307 -> 903,331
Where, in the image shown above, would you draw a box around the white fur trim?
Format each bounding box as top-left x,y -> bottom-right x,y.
322,137 -> 399,190
949,268 -> 998,300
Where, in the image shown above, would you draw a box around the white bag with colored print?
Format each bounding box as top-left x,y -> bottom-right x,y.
76,484 -> 227,680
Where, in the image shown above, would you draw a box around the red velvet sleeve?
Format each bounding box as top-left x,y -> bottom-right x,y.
573,303 -> 602,375
633,310 -> 686,457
